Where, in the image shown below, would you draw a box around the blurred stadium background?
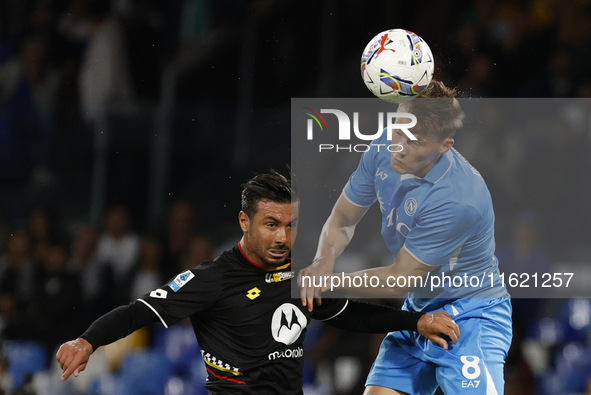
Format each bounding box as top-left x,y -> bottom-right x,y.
1,0 -> 591,394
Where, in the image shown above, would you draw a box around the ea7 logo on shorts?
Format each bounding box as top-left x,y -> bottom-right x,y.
460,355 -> 481,389
168,270 -> 195,292
462,380 -> 480,388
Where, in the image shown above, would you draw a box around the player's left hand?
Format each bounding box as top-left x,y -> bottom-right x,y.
56,338 -> 94,380
417,311 -> 460,350
298,260 -> 334,312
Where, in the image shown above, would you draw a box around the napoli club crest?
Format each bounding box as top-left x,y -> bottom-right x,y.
404,198 -> 418,216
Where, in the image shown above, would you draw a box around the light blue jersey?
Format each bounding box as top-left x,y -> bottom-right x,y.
344,131 -> 513,394
343,131 -> 509,311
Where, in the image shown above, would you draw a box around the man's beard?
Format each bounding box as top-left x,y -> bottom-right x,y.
261,245 -> 290,267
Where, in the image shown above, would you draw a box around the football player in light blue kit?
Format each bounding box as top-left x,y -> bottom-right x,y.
300,81 -> 512,394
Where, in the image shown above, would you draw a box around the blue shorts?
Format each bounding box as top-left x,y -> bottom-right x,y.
366,297 -> 512,395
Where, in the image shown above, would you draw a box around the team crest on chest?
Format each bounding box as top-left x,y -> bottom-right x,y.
404,198 -> 418,216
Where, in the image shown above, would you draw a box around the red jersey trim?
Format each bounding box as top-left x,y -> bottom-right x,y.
206,367 -> 247,385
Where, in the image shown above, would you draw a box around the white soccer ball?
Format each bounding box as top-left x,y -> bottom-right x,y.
361,29 -> 434,103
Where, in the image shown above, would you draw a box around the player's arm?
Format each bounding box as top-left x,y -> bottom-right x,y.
56,300 -> 158,381
337,201 -> 479,298
298,192 -> 369,310
330,245 -> 437,298
318,300 -> 459,349
57,265 -> 218,381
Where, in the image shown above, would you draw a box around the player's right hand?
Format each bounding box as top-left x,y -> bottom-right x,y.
56,338 -> 94,380
417,311 -> 460,350
298,260 -> 334,312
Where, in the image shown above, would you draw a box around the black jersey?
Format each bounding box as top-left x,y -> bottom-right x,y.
139,245 -> 347,394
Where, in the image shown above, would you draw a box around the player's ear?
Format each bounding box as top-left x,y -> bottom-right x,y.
439,137 -> 454,154
238,211 -> 250,232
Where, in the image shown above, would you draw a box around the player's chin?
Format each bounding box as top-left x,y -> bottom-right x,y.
390,164 -> 407,174
390,159 -> 407,174
263,255 -> 288,267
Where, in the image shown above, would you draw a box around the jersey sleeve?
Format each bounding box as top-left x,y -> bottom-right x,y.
310,296 -> 348,321
80,300 -> 159,350
343,147 -> 378,207
138,263 -> 222,328
312,298 -> 424,333
404,201 -> 479,266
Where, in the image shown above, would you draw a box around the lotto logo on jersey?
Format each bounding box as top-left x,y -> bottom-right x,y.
246,287 -> 261,300
168,270 -> 195,292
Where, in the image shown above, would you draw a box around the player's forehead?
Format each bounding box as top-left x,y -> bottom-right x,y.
392,127 -> 439,145
253,199 -> 299,221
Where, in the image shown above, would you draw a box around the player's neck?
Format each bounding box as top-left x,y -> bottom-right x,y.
238,238 -> 268,270
413,158 -> 438,178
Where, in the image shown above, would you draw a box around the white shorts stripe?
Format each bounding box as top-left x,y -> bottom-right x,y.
484,365 -> 499,395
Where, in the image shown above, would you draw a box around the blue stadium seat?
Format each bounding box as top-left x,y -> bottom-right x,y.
163,376 -> 208,395
3,340 -> 48,389
152,322 -> 202,379
527,317 -> 564,347
118,349 -> 174,395
85,373 -> 125,395
559,299 -> 591,343
552,342 -> 591,394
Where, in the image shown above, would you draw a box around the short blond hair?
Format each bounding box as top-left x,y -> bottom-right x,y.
399,80 -> 465,141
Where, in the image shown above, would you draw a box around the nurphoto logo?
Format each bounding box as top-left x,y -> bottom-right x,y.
303,107 -> 418,153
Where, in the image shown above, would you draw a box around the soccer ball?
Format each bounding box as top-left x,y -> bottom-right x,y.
360,29 -> 434,103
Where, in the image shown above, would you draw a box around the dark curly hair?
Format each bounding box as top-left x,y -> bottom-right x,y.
241,169 -> 298,218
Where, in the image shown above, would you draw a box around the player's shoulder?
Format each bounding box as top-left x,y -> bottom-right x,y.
447,149 -> 487,186
179,247 -> 241,278
201,245 -> 265,276
166,259 -> 223,291
428,150 -> 490,200
211,247 -> 241,266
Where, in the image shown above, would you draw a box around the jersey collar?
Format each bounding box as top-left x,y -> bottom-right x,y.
423,149 -> 453,184
236,242 -> 292,272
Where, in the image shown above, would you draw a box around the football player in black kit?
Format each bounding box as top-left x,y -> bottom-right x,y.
57,170 -> 460,394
